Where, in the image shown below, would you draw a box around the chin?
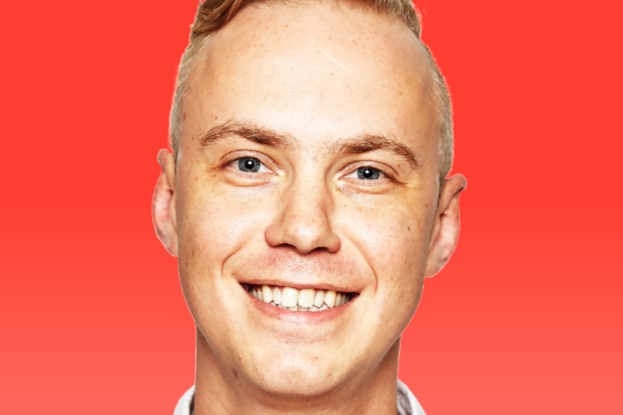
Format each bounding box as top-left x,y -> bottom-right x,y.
248,363 -> 345,398
231,339 -> 354,398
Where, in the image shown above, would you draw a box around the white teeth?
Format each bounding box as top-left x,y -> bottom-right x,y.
281,287 -> 299,307
298,288 -> 315,307
272,287 -> 281,305
314,290 -> 325,307
324,290 -> 336,307
247,285 -> 351,311
262,285 -> 273,303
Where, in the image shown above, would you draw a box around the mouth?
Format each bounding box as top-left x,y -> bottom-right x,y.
243,284 -> 356,312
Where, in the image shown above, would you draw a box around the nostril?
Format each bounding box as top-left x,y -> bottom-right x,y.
264,215 -> 341,254
264,185 -> 340,253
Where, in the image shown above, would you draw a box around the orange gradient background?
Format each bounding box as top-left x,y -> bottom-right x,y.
1,1 -> 622,414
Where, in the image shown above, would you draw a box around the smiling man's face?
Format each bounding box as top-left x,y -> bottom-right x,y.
153,1 -> 465,407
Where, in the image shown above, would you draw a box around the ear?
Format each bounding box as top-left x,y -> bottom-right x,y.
424,174 -> 467,277
152,149 -> 179,256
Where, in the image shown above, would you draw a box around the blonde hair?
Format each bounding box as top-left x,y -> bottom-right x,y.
170,0 -> 454,177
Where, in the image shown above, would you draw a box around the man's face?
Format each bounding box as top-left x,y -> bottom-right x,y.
154,2 -> 464,398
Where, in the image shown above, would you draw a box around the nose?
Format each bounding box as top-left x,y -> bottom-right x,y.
264,180 -> 341,254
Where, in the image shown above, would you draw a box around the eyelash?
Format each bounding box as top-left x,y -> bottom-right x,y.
344,164 -> 393,183
224,154 -> 276,181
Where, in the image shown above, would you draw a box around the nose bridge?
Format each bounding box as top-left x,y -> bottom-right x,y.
265,171 -> 340,254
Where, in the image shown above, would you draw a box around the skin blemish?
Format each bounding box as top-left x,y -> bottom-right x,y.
320,48 -> 351,73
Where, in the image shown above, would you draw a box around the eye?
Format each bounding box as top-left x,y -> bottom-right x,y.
341,164 -> 395,190
356,167 -> 382,180
237,157 -> 265,173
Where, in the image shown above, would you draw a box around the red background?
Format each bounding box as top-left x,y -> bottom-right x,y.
1,0 -> 622,413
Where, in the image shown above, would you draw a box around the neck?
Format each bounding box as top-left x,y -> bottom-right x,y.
192,332 -> 402,415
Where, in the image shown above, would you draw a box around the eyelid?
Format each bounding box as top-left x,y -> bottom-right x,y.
222,150 -> 275,167
221,150 -> 281,181
345,166 -> 387,181
232,156 -> 271,173
341,161 -> 396,181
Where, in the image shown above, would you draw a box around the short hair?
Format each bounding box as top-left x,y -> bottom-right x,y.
170,0 -> 454,178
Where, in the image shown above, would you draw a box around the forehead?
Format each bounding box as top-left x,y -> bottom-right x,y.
181,1 -> 439,161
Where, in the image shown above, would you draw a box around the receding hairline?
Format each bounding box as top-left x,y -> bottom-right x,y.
169,0 -> 454,177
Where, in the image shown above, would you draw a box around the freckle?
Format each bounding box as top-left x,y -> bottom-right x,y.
182,112 -> 186,120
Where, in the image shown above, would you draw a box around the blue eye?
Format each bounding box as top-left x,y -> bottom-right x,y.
356,167 -> 381,180
237,157 -> 262,173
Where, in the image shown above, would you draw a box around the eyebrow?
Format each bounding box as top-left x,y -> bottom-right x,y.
199,120 -> 297,151
331,135 -> 420,170
199,119 -> 419,169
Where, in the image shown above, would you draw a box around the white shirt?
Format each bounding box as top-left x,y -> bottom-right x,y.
174,380 -> 426,414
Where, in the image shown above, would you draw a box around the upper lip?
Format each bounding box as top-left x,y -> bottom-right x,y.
240,279 -> 359,294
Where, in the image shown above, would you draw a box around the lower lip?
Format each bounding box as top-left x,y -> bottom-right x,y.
245,288 -> 354,324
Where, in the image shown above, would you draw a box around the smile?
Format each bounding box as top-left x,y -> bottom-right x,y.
244,284 -> 355,312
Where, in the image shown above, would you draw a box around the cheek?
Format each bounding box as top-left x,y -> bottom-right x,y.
375,221 -> 428,291
344,199 -> 433,296
353,198 -> 431,263
179,198 -> 250,265
174,184 -> 266,334
337,206 -> 429,348
175,177 -> 249,276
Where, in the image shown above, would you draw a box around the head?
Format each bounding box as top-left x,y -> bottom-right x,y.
153,0 -> 465,410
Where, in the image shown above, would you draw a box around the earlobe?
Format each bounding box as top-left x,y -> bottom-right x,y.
152,149 -> 179,256
424,174 -> 467,277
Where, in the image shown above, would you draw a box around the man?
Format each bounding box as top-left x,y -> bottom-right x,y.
152,0 -> 466,413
